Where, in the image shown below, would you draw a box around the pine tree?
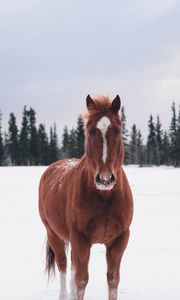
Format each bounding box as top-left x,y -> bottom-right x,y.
75,116 -> 85,158
129,124 -> 138,164
176,106 -> 180,165
19,106 -> 29,165
147,115 -> 157,165
37,124 -> 49,165
137,129 -> 144,166
29,108 -> 39,165
8,113 -> 19,165
48,124 -> 59,163
169,102 -> 178,166
3,131 -> 10,165
162,131 -> 170,165
121,106 -> 129,164
155,115 -> 163,165
61,126 -> 70,158
0,111 -> 4,165
69,128 -> 77,158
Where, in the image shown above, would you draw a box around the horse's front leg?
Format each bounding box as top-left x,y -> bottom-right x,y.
106,230 -> 130,300
70,230 -> 91,300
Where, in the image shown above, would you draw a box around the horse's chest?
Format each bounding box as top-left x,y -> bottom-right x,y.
85,214 -> 123,244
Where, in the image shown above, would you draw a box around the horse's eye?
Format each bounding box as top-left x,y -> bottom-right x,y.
114,128 -> 120,136
89,129 -> 96,137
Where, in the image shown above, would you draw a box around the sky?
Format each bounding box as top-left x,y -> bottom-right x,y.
0,0 -> 180,143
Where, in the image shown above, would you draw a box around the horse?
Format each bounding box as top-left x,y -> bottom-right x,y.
39,95 -> 133,300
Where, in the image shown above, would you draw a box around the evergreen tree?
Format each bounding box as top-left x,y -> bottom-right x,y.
176,106 -> 180,165
162,131 -> 170,165
37,124 -> 49,165
129,124 -> 138,164
69,128 -> 77,158
48,124 -> 59,163
3,131 -> 10,165
19,106 -> 29,165
8,113 -> 19,165
147,115 -> 157,165
75,116 -> 85,158
121,106 -> 129,164
61,126 -> 70,158
155,115 -> 163,165
0,111 -> 4,165
137,129 -> 144,166
29,108 -> 39,165
169,102 -> 178,166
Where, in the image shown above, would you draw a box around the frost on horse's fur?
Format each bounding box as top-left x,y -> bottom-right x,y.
50,159 -> 78,189
39,95 -> 133,300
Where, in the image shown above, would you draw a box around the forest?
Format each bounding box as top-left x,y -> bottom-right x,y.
0,102 -> 180,167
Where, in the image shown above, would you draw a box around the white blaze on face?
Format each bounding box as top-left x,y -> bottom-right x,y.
97,116 -> 111,164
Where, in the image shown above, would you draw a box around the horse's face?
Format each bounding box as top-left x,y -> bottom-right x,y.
85,95 -> 124,191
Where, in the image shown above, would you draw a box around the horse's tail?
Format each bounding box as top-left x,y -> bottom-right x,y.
45,242 -> 55,278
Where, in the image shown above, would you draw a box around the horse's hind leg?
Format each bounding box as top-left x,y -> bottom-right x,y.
47,228 -> 68,300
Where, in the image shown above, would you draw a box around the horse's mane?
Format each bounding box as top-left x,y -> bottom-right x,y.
82,95 -> 112,121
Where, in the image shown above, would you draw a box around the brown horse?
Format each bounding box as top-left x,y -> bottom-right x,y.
39,95 -> 133,300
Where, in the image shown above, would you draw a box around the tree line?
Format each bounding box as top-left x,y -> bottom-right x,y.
122,102 -> 180,167
0,107 -> 59,166
0,102 -> 180,167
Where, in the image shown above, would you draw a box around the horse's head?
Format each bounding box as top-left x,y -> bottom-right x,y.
84,95 -> 124,191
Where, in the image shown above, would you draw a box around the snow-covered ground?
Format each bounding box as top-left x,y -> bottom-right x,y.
0,166 -> 180,300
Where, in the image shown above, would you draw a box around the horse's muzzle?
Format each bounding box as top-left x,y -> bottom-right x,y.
95,172 -> 116,190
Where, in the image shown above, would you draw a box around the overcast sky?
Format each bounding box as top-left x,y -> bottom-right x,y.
0,0 -> 180,142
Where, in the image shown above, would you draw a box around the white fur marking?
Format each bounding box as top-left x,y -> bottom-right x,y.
77,285 -> 85,299
95,182 -> 114,191
96,116 -> 111,163
109,287 -> 118,300
59,272 -> 68,299
70,268 -> 77,299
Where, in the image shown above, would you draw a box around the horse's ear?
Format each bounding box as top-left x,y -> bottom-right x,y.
86,95 -> 96,110
111,95 -> 121,113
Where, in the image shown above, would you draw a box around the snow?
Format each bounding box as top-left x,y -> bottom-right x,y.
0,166 -> 180,300
51,159 -> 78,190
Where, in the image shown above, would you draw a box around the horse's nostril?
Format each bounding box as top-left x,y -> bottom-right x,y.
95,173 -> 101,183
95,173 -> 116,185
110,173 -> 116,183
